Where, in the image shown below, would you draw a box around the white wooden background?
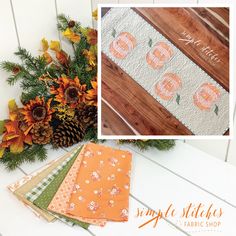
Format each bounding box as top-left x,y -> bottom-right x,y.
0,1 -> 236,236
0,0 -> 235,169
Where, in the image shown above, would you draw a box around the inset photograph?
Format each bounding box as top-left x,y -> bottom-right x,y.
100,7 -> 230,136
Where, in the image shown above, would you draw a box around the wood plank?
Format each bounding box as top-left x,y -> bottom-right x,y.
12,0 -> 59,55
0,165 -> 91,236
134,7 -> 229,91
208,7 -> 229,25
190,8 -> 229,43
102,53 -> 193,135
56,0 -> 93,55
90,196 -> 187,236
103,141 -> 236,235
186,140 -> 228,161
154,0 -> 197,3
124,140 -> 236,207
0,0 -> 22,119
101,101 -> 135,135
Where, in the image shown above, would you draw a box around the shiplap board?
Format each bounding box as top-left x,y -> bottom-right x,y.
56,0 -> 93,56
119,0 -> 153,3
227,113 -> 236,166
19,147 -> 68,174
0,169 -> 91,236
0,0 -> 21,119
123,140 -> 236,206
57,0 -> 93,27
100,141 -> 236,235
90,196 -> 186,236
185,140 -> 229,161
12,0 -> 59,55
154,0 -> 197,3
198,0 -> 231,3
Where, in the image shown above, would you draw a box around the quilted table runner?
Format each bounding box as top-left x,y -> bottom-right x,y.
101,8 -> 229,135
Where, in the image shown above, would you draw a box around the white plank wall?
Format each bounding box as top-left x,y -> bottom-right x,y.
0,1 -> 236,236
0,0 -> 235,169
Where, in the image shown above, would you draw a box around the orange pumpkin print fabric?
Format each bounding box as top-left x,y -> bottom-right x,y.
66,143 -> 132,221
146,42 -> 173,69
193,83 -> 220,110
110,32 -> 136,59
155,73 -> 182,100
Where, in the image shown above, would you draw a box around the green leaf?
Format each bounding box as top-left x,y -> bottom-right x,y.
176,94 -> 180,105
112,28 -> 116,38
148,38 -> 153,47
0,120 -> 5,135
214,104 -> 219,115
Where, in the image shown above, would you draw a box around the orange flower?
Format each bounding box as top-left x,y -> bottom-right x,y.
87,29 -> 97,45
21,97 -> 53,127
0,120 -> 32,155
86,79 -> 97,106
0,100 -> 32,157
50,77 -> 87,108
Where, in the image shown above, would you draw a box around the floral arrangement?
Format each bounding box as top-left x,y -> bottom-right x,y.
0,14 -> 98,170
0,11 -> 175,171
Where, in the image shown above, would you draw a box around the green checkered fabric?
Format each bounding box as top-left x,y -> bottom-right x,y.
33,146 -> 89,229
25,148 -> 79,202
25,147 -> 84,227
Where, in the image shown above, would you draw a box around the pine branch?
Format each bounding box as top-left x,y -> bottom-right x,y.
0,145 -> 47,171
57,14 -> 81,33
21,85 -> 48,103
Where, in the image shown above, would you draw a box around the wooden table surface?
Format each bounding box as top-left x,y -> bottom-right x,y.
101,7 -> 229,136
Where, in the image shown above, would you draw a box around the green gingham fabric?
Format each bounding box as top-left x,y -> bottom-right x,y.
33,146 -> 89,229
25,148 -> 79,202
25,147 -> 82,227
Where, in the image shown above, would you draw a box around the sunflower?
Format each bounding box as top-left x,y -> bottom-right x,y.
21,97 -> 53,127
50,77 -> 87,108
86,79 -> 97,106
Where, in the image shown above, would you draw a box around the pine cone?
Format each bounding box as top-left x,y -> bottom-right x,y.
68,20 -> 75,28
52,119 -> 85,148
76,105 -> 97,129
30,122 -> 53,145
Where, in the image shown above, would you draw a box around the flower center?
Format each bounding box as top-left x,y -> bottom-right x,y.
32,106 -> 47,121
65,86 -> 79,103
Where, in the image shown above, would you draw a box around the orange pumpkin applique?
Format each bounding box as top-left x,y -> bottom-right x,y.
193,83 -> 220,111
146,42 -> 173,69
109,32 -> 136,59
155,73 -> 182,101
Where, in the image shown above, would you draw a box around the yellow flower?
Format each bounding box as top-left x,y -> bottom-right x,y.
92,9 -> 98,20
83,49 -> 96,67
41,38 -> 49,52
62,28 -> 81,43
50,40 -> 61,52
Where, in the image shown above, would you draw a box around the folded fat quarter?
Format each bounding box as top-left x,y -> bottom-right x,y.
67,143 -> 132,221
32,146 -> 89,229
7,150 -> 73,221
48,145 -> 106,226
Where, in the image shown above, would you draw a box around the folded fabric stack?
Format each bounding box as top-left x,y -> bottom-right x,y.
8,143 -> 132,229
